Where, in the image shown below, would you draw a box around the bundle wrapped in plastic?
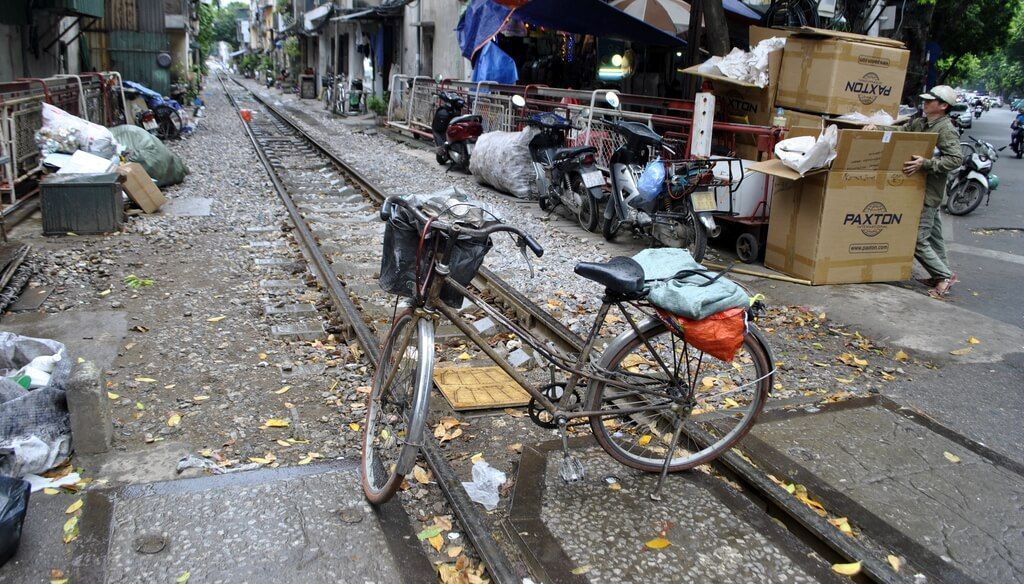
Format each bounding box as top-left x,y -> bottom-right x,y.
468,127 -> 539,199
774,125 -> 839,175
41,103 -> 120,159
34,126 -> 80,155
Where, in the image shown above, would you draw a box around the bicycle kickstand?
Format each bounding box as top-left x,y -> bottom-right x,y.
650,414 -> 684,501
558,418 -> 585,483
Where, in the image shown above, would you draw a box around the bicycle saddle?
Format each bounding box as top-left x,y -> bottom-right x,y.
574,257 -> 645,295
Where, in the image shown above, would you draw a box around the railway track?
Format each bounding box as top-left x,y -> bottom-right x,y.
216,74 -> 922,584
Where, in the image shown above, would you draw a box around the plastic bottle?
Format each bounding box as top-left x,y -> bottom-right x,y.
772,107 -> 787,128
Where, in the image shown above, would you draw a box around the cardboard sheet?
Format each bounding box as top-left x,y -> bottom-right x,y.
433,365 -> 531,411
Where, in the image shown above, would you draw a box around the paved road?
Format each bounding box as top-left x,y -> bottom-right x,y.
942,107 -> 1024,328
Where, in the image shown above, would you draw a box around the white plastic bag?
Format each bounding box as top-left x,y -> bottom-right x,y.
461,461 -> 506,510
469,127 -> 539,199
774,125 -> 839,175
41,103 -> 120,158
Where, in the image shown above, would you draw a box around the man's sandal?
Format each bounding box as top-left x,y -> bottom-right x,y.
927,273 -> 958,299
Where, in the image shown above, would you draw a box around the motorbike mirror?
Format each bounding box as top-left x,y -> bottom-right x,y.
605,91 -> 621,109
511,95 -> 526,108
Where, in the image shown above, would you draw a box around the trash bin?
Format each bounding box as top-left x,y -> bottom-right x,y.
299,74 -> 316,99
41,173 -> 123,235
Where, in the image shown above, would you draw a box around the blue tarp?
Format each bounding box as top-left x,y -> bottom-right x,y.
471,42 -> 519,84
457,0 -> 688,61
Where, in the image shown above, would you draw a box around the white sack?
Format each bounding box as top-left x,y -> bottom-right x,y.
42,103 -> 120,158
774,125 -> 839,175
469,127 -> 540,199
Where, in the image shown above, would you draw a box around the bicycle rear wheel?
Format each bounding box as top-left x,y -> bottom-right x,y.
587,319 -> 772,473
361,309 -> 434,504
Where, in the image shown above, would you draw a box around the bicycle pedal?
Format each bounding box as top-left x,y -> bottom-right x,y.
559,454 -> 585,483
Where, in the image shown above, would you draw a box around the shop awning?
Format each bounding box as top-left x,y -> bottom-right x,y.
458,0 -> 686,61
332,0 -> 412,22
303,3 -> 333,33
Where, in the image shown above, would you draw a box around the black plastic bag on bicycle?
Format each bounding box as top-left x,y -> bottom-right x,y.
380,209 -> 492,308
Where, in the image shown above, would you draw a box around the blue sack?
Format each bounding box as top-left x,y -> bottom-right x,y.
636,159 -> 666,203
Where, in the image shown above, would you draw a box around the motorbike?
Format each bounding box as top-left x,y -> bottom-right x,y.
431,91 -> 482,172
598,92 -> 716,261
124,81 -> 184,140
517,106 -> 606,231
1010,121 -> 1024,159
946,136 -> 999,216
117,86 -> 158,135
973,104 -> 983,119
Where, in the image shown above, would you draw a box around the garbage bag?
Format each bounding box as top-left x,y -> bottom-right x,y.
0,476 -> 30,567
41,103 -> 120,159
109,125 -> 189,187
469,127 -> 540,199
633,248 -> 749,320
637,159 -> 666,203
461,460 -> 506,510
0,333 -> 72,478
658,306 -> 747,362
471,41 -> 519,85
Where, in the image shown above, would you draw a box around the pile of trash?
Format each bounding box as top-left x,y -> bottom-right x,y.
697,37 -> 787,88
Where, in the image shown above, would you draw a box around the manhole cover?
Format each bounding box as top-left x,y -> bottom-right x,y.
337,508 -> 364,524
133,534 -> 167,554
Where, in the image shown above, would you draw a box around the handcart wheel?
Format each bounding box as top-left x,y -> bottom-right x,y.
736,232 -> 759,264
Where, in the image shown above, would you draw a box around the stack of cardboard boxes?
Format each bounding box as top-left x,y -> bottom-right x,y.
687,27 -> 931,285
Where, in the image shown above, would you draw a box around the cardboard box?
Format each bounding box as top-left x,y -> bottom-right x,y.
775,27 -> 909,117
781,108 -> 827,130
749,128 -> 936,284
683,49 -> 783,127
749,25 -> 793,47
117,163 -> 166,213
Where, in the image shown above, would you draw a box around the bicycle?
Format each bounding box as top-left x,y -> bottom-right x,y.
361,195 -> 775,504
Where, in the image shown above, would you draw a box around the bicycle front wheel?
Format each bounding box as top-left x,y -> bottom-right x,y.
361,309 -> 434,504
587,319 -> 772,473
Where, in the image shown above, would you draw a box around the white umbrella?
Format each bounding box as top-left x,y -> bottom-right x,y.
610,0 -> 694,34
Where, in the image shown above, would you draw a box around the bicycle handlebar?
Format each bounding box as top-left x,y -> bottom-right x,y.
380,196 -> 544,258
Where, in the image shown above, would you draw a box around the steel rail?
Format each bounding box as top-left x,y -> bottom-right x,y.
217,74 -> 524,584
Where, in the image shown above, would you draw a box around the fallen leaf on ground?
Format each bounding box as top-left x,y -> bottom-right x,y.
98,289 -> 111,297
457,352 -> 471,361
887,554 -> 901,571
609,482 -> 621,492
167,414 -> 181,427
950,347 -> 972,356
645,537 -> 671,550
571,565 -> 592,575
428,534 -> 444,551
274,385 -> 291,395
64,499 -> 83,514
135,377 -> 156,383
446,546 -> 463,558
62,516 -> 79,544
638,435 -> 652,446
943,451 -> 961,463
106,392 -> 119,400
348,422 -> 360,432
413,465 -> 431,484
894,350 -> 909,362
262,418 -> 290,428
43,488 -> 60,495
967,336 -> 981,345
207,316 -> 227,323
470,453 -> 485,464
827,516 -> 853,535
831,561 -> 861,576
175,572 -> 190,583
417,526 -> 443,540
193,395 -> 209,402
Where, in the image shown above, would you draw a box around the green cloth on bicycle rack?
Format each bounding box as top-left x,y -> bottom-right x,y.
632,248 -> 749,320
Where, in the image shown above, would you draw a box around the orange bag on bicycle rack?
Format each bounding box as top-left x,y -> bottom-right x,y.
656,307 -> 747,362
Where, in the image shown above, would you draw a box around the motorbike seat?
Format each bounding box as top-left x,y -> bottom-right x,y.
553,146 -> 597,162
449,114 -> 482,125
574,257 -> 645,295
609,120 -> 663,146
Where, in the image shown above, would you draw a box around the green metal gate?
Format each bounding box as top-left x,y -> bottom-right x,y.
107,31 -> 170,95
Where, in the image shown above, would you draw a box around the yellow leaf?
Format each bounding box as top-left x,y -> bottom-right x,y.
828,516 -> 853,535
967,336 -> 981,345
950,347 -> 972,356
298,456 -> 313,465
571,566 -> 592,575
62,516 -> 79,544
831,561 -> 862,576
43,488 -> 60,495
428,534 -> 444,551
609,482 -> 621,492
470,453 -> 485,464
248,456 -> 272,464
193,395 -> 209,401
348,422 -> 361,432
638,435 -> 652,446
446,546 -> 463,558
207,315 -> 227,323
457,352 -> 471,361
887,554 -> 901,572
943,451 -> 961,463
258,352 -> 268,360
701,376 -> 716,389
263,418 -> 290,428
65,499 -> 83,514
98,289 -> 111,297
274,385 -> 291,395
106,392 -> 120,400
894,350 -> 909,362
76,357 -> 85,364
434,423 -> 447,439
645,537 -> 671,549
852,357 -> 868,367
164,384 -> 176,389
135,377 -> 156,383
835,377 -> 854,384
723,398 -> 741,408
167,414 -> 181,427
135,402 -> 145,410
413,465 -> 431,484
276,439 -> 290,447
176,572 -> 190,584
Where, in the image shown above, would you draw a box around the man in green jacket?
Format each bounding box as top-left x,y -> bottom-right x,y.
868,85 -> 962,298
